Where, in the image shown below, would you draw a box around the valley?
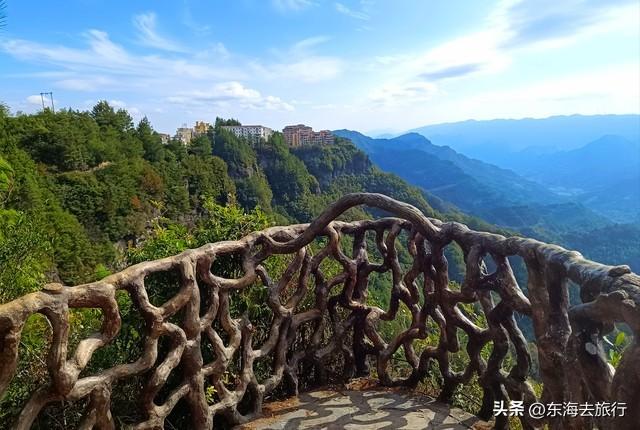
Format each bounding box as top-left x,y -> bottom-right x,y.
335,115 -> 640,272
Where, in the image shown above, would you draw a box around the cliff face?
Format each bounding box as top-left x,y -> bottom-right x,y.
291,138 -> 372,187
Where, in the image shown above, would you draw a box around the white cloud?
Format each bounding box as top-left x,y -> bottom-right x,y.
133,12 -> 186,52
0,25 -> 342,89
277,56 -> 344,83
181,5 -> 212,35
365,30 -> 507,107
335,2 -> 370,20
416,31 -> 509,82
86,30 -> 131,63
4,0 -> 637,132
261,95 -> 295,111
167,81 -> 294,111
212,42 -> 230,58
2,33 -> 130,73
460,64 -> 640,118
369,81 -> 438,106
363,64 -> 640,130
373,55 -> 400,65
291,36 -> 331,54
108,99 -> 127,108
1,27 -> 297,121
0,30 -> 243,86
492,0 -> 638,49
272,0 -> 315,12
26,94 -> 50,106
249,56 -> 343,83
56,76 -> 116,91
255,36 -> 343,83
363,0 -> 636,113
193,42 -> 230,61
128,107 -> 142,117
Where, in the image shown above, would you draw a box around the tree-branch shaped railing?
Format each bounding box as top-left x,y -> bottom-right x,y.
0,193 -> 638,429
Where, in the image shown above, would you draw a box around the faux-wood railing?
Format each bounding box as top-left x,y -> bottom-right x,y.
0,193 -> 638,429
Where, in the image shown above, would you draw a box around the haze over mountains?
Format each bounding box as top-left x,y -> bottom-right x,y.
334,129 -> 603,237
335,114 -> 640,267
408,115 -> 640,163
409,114 -> 640,223
506,134 -> 640,222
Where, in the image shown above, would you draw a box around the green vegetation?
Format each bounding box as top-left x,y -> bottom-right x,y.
0,102 -> 462,426
0,102 -> 445,301
0,103 -> 631,426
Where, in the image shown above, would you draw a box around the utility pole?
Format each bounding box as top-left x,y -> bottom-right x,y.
39,92 -> 55,112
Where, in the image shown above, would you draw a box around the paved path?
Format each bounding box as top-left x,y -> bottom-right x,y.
237,389 -> 490,430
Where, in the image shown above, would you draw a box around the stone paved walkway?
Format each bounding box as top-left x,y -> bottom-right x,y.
237,389 -> 490,430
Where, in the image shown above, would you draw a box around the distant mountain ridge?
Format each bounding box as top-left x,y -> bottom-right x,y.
333,129 -> 609,237
405,115 -> 639,223
409,114 -> 640,165
333,127 -> 640,271
514,134 -> 638,189
512,135 -> 640,222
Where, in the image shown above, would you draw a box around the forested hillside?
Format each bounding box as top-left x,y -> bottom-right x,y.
1,102 -> 635,428
0,101 -> 504,303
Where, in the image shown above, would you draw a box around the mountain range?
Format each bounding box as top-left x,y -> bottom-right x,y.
407,115 -> 639,222
408,114 -> 639,163
333,129 -> 608,236
335,115 -> 640,270
505,134 -> 639,222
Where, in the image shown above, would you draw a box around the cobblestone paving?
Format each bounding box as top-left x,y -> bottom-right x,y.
237,389 -> 490,430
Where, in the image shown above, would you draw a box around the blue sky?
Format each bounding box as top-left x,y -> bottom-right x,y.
0,0 -> 638,134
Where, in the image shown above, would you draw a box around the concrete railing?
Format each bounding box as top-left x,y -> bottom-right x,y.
1,193 -> 638,429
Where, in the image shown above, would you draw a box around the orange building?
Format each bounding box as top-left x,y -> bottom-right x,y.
194,121 -> 211,135
282,124 -> 334,147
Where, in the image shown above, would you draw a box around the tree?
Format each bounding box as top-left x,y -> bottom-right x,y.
91,101 -> 134,133
212,129 -> 258,178
137,117 -> 164,162
188,134 -> 212,157
214,116 -> 241,130
255,134 -> 317,213
236,173 -> 273,211
165,138 -> 188,161
0,155 -> 13,202
182,155 -> 235,209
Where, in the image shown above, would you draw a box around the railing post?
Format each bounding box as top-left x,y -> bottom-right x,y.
353,313 -> 369,377
180,260 -> 211,430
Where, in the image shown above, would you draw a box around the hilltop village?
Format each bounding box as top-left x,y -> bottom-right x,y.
159,121 -> 335,147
